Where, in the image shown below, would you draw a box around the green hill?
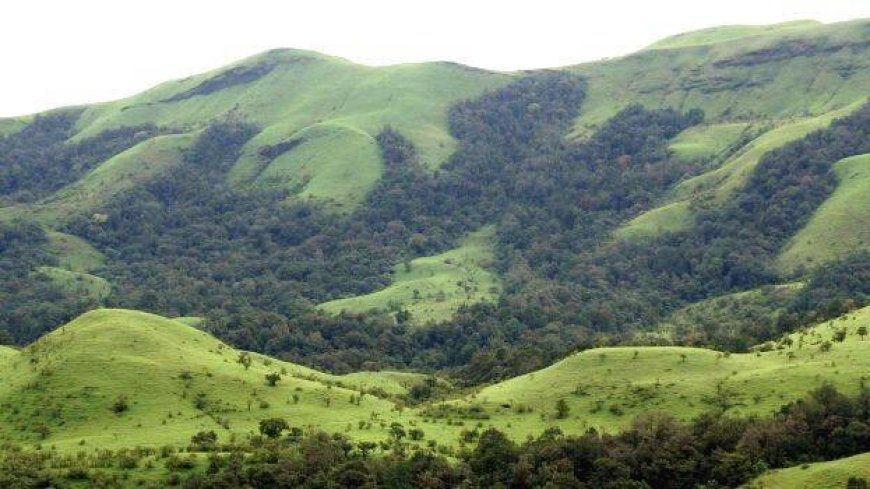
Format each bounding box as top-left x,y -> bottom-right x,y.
319,226 -> 500,324
0,309 -> 428,451
445,306 -> 870,439
568,19 -> 869,137
778,153 -> 870,272
750,452 -> 870,488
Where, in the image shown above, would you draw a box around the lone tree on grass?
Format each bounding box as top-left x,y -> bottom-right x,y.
265,372 -> 281,387
237,352 -> 252,370
112,395 -> 129,414
259,417 -> 289,439
858,326 -> 868,341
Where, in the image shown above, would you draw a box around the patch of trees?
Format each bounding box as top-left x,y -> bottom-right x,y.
0,110 -> 161,203
0,220 -> 98,343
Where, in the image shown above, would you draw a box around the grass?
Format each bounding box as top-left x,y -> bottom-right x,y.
4,305 -> 870,455
0,133 -> 195,224
567,18 -> 869,139
66,50 -> 508,208
613,200 -> 693,241
613,100 -> 866,241
651,283 -> 803,341
777,153 -> 870,272
34,266 -> 111,301
675,101 -> 866,201
668,122 -> 750,162
44,231 -> 105,273
249,122 -> 382,208
749,452 -> 870,488
319,226 -> 500,324
0,309 -> 428,451
645,20 -> 823,50
445,306 -> 870,440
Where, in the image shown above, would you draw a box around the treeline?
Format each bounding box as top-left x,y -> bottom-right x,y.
5,383 -> 870,488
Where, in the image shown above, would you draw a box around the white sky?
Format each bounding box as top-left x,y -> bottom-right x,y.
1,0 -> 868,117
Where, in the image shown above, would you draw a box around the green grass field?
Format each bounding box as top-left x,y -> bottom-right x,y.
445,306 -> 870,440
4,305 -> 870,456
750,452 -> 870,488
59,50 -> 509,209
34,266 -> 111,301
44,231 -> 105,273
319,227 -> 500,324
567,19 -> 869,139
645,20 -> 824,50
668,122 -> 750,162
0,309 -> 432,451
777,153 -> 870,272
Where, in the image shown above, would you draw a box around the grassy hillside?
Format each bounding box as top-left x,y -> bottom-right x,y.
646,20 -> 825,50
0,309 -> 437,451
445,306 -> 870,440
56,50 -> 509,207
750,452 -> 870,488
44,231 -> 105,273
34,266 -> 111,301
568,18 -> 869,137
778,153 -> 870,272
319,227 -> 500,324
0,132 -> 195,224
668,121 -> 750,162
615,99 -> 866,241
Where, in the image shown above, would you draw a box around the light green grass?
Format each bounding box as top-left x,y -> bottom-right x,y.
250,122 -> 381,208
749,452 -> 870,489
66,50 -> 508,207
646,20 -> 823,50
0,309 -> 428,451
173,316 -> 204,327
778,154 -> 870,272
652,283 -> 803,341
568,19 -> 869,138
319,226 -> 500,324
44,231 -> 105,272
34,266 -> 111,301
446,306 -> 870,440
676,101 -> 865,201
614,101 -> 865,241
614,200 -> 694,241
669,122 -> 750,162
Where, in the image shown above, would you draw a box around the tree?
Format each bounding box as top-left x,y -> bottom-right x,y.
847,477 -> 868,489
258,417 -> 289,439
833,329 -> 847,343
112,395 -> 129,414
190,431 -> 218,451
820,341 -> 833,353
265,372 -> 281,387
858,326 -> 868,341
237,352 -> 252,370
555,398 -> 570,419
389,422 -> 406,440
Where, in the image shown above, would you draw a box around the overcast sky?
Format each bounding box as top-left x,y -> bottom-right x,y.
1,0 -> 867,117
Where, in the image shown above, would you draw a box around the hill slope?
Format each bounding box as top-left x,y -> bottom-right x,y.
0,309 -> 427,450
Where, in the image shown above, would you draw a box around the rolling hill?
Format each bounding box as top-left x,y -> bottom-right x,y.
2,20 -> 870,487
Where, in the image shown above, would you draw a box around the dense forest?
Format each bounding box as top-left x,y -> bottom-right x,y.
4,382 -> 870,488
1,72 -> 870,381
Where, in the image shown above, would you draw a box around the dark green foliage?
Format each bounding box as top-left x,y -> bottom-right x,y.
258,417 -> 289,438
0,110 -> 161,203
161,62 -> 275,103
